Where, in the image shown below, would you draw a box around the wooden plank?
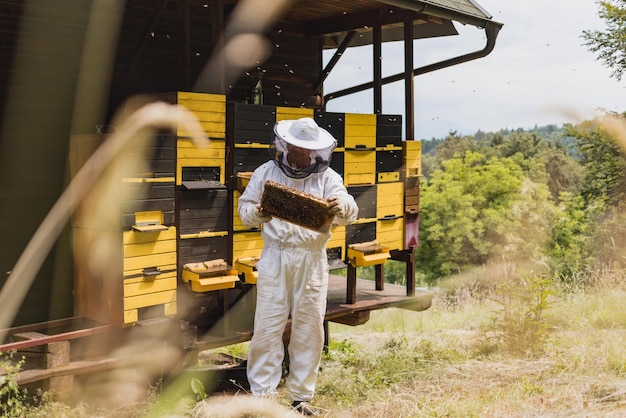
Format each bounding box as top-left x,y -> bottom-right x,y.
123,289 -> 177,310
123,276 -> 177,298
0,323 -> 112,353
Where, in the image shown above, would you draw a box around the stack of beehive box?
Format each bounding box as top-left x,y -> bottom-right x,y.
174,92 -> 238,294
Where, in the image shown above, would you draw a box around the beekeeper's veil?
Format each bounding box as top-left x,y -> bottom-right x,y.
269,117 -> 337,179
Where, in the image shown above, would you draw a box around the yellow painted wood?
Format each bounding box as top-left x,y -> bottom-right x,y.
235,257 -> 259,284
351,217 -> 378,225
233,192 -> 249,231
178,121 -> 225,138
327,225 -> 345,248
404,141 -> 422,177
182,266 -> 237,283
176,157 -> 225,184
377,172 -> 400,182
377,182 -> 404,218
276,107 -> 314,121
189,275 -> 239,292
345,149 -> 376,165
123,300 -> 177,325
164,302 -> 177,316
177,146 -> 225,159
345,124 -> 376,137
132,210 -> 166,227
177,91 -> 226,103
178,138 -> 225,149
123,239 -> 176,258
123,226 -> 176,244
345,113 -> 376,124
234,143 -> 270,149
376,145 -> 403,151
124,309 -> 138,325
123,252 -> 177,273
347,246 -> 390,267
327,225 -> 346,261
345,172 -> 375,186
345,149 -> 376,185
124,264 -> 176,278
144,177 -> 175,183
377,218 -> 404,251
345,113 -> 376,148
123,270 -> 176,284
178,103 -> 226,115
123,276 -> 177,297
179,231 -> 228,239
233,231 -> 264,260
123,289 -> 176,310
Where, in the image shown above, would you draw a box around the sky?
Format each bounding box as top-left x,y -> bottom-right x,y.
321,0 -> 626,140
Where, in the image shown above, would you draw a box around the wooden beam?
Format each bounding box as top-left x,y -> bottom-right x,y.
180,0 -> 191,89
210,0 -> 226,94
373,11 -> 382,114
404,16 -> 415,140
126,0 -> 170,76
313,30 -> 356,94
303,8 -> 429,38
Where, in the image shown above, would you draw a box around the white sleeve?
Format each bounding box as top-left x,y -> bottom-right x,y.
325,171 -> 359,225
238,165 -> 267,228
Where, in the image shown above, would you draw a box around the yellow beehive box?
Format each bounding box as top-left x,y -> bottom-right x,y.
404,140 -> 422,178
376,217 -> 404,251
327,224 -> 346,259
122,270 -> 178,325
177,138 -> 226,185
347,241 -> 390,267
122,289 -> 177,313
376,182 -> 404,219
233,190 -> 249,231
276,106 -> 314,121
235,256 -> 260,284
123,272 -> 177,296
345,113 -> 376,149
344,149 -> 376,185
176,91 -> 226,138
181,259 -> 240,292
122,226 -> 177,276
233,230 -> 265,260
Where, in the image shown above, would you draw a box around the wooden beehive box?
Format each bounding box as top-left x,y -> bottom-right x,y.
261,180 -> 333,233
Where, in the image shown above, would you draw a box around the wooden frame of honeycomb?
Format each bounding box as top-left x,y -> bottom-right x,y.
261,180 -> 333,233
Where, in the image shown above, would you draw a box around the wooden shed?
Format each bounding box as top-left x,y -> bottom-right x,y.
0,0 -> 502,328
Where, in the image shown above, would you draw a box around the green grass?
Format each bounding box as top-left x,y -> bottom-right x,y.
5,273 -> 626,417
312,278 -> 626,417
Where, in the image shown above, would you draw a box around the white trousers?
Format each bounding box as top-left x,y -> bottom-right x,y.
246,244 -> 328,401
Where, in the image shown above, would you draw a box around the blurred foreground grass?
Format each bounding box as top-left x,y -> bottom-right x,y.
5,273 -> 626,417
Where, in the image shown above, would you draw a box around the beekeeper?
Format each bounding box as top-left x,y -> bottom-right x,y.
238,117 -> 358,414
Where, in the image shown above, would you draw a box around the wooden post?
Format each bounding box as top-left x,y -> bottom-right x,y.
375,264 -> 384,291
346,263 -> 357,304
14,332 -> 73,397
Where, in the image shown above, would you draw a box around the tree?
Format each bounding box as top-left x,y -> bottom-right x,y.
415,151 -> 554,283
566,117 -> 626,206
582,0 -> 626,81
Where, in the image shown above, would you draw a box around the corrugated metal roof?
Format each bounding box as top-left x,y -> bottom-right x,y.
378,0 -> 502,28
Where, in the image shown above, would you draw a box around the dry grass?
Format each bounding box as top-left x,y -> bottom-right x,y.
310,281 -> 626,418
9,276 -> 626,417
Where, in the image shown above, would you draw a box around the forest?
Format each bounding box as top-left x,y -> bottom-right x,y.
359,113 -> 626,289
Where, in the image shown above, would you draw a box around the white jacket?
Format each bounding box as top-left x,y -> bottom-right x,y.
238,161 -> 358,249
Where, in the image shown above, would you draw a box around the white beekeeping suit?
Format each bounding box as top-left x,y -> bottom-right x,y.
238,117 -> 358,412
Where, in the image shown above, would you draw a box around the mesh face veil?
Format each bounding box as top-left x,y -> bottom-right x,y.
269,119 -> 337,179
269,135 -> 335,179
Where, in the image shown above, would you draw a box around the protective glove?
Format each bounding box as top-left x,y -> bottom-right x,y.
254,204 -> 272,224
327,196 -> 347,218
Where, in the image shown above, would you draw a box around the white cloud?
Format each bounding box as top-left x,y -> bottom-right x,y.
323,0 -> 626,139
